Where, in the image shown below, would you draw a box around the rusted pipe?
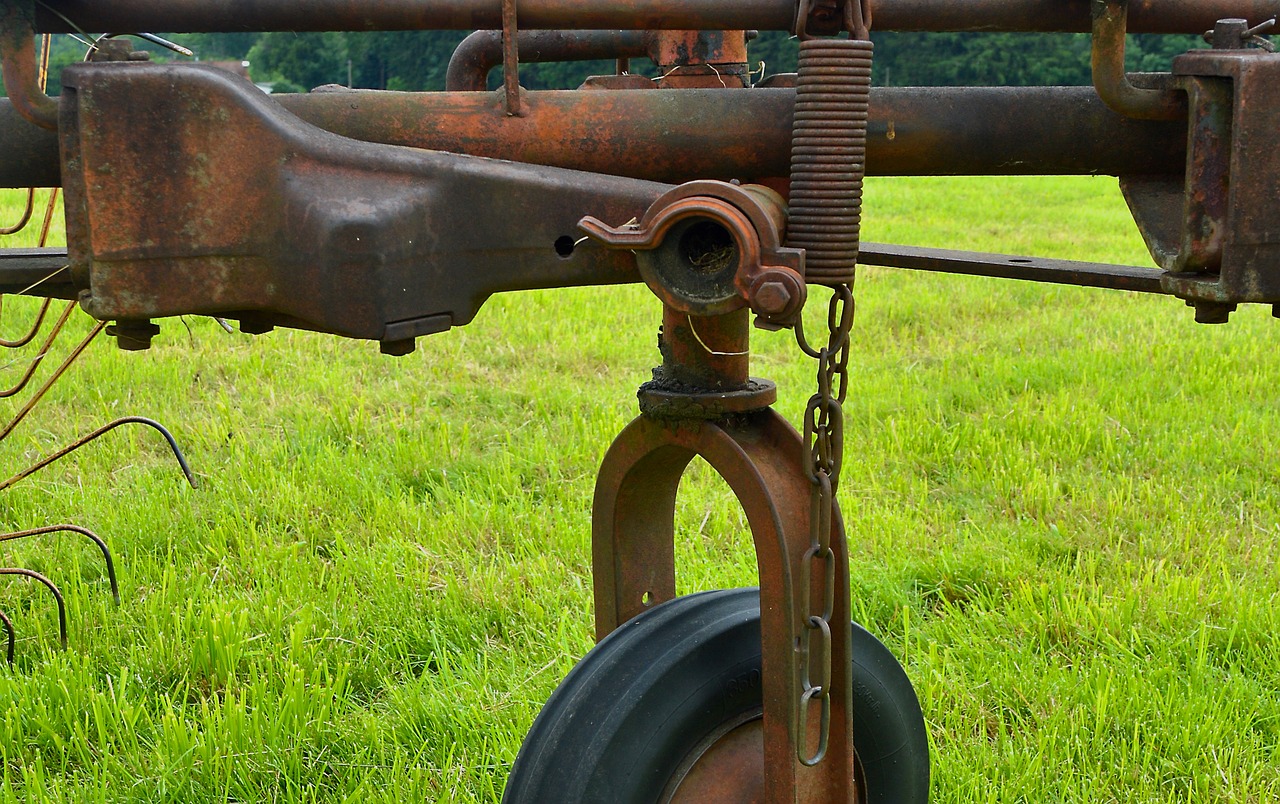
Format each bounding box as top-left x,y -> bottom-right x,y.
0,3 -> 57,130
1091,0 -> 1186,120
30,0 -> 1280,34
35,0 -> 798,34
0,101 -> 60,187
872,0 -> 1280,32
270,86 -> 1187,180
0,86 -> 1189,188
446,30 -> 650,91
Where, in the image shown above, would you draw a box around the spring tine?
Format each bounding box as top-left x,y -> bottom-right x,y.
0,301 -> 76,396
0,188 -> 35,237
0,415 -> 198,493
36,188 -> 59,249
0,298 -> 54,349
0,320 -> 106,444
0,568 -> 67,650
0,525 -> 119,605
0,609 -> 12,665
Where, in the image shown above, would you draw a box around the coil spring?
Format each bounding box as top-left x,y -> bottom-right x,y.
787,38 -> 874,287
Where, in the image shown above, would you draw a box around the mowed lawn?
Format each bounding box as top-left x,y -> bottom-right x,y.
0,176 -> 1276,802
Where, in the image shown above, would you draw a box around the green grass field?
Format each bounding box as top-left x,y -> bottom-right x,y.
0,176 -> 1276,802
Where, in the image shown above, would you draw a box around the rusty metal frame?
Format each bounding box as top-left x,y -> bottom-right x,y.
27,0 -> 1280,34
593,408 -> 856,802
4,1 -> 1280,801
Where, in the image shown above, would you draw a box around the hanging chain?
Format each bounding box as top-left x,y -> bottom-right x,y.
793,283 -> 853,766
786,0 -> 872,766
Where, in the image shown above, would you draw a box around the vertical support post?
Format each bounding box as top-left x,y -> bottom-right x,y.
501,0 -> 522,115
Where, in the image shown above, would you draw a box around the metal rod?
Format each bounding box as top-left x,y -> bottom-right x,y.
1091,0 -> 1186,120
0,2 -> 57,130
859,242 -> 1167,293
0,415 -> 199,492
31,0 -> 1280,34
0,568 -> 66,650
0,609 -> 13,665
446,30 -> 650,91
0,525 -> 120,604
500,0 -> 522,115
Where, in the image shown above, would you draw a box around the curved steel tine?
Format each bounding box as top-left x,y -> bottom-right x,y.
0,188 -> 35,236
0,320 -> 105,444
0,608 -> 13,665
0,415 -> 198,493
0,525 -> 120,605
0,301 -> 76,397
0,568 -> 67,650
0,297 -> 54,350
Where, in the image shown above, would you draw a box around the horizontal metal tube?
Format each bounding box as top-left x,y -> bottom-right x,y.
0,86 -> 1187,188
272,86 -> 1186,180
872,0 -> 1280,33
35,0 -> 795,33
32,0 -> 1280,33
0,100 -> 60,187
445,30 -> 650,91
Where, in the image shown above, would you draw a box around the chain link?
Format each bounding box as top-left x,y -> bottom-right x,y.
794,283 -> 853,766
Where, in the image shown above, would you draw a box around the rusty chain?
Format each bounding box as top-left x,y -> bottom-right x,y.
793,283 -> 853,766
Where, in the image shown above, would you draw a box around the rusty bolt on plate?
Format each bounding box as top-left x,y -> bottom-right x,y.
1192,300 -> 1237,324
753,281 -> 792,314
747,268 -> 806,329
106,319 -> 160,351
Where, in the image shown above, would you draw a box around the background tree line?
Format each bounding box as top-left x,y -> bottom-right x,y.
30,29 -> 1203,95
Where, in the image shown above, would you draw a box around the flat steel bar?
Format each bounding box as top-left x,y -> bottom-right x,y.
859,242 -> 1168,293
0,248 -> 76,299
32,0 -> 1280,33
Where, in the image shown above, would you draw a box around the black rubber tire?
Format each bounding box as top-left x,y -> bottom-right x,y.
504,588 -> 930,803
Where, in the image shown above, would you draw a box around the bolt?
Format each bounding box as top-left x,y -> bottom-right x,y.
1209,18 -> 1250,49
753,281 -> 793,315
106,319 -> 160,351
380,337 -> 416,357
1193,300 -> 1236,324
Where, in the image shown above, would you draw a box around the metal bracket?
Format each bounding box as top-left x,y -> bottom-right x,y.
57,62 -> 669,350
592,408 -> 857,802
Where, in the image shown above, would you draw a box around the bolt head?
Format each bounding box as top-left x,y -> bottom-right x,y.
754,281 -> 793,315
1193,300 -> 1236,325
